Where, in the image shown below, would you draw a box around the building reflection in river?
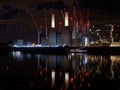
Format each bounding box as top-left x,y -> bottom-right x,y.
8,51 -> 120,89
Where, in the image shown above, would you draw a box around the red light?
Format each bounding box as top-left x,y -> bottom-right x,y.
85,72 -> 89,76
60,71 -> 62,77
45,67 -> 48,72
40,70 -> 42,75
70,17 -> 73,21
87,83 -> 90,87
81,78 -> 84,82
70,77 -> 74,83
59,21 -> 62,25
80,75 -> 82,79
40,25 -> 43,29
6,66 -> 9,71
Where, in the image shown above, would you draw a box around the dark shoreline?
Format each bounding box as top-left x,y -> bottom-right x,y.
10,46 -> 69,55
1,42 -> 120,55
82,46 -> 120,55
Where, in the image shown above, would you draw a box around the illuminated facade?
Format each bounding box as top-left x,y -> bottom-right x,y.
88,24 -> 120,46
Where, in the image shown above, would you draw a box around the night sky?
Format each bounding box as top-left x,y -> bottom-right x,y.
0,0 -> 120,43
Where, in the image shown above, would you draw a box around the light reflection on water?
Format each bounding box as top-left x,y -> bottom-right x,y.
0,51 -> 120,89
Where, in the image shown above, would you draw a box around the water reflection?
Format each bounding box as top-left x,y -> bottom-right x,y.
12,51 -> 23,60
65,72 -> 69,89
0,51 -> 120,89
51,70 -> 55,87
110,55 -> 120,80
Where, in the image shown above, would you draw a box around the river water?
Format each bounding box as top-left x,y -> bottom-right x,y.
0,51 -> 120,90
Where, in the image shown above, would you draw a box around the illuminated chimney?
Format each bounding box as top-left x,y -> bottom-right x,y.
65,12 -> 69,27
51,13 -> 55,28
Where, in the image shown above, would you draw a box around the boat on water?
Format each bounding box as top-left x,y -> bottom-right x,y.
68,48 -> 87,53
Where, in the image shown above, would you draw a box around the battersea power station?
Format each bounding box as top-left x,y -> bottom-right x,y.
23,7 -> 90,47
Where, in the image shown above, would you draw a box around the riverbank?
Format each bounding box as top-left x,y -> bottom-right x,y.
81,46 -> 120,54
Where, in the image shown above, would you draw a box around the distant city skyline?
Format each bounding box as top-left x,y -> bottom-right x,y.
0,0 -> 120,43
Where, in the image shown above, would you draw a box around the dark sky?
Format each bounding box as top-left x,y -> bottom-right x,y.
0,0 -> 120,43
0,0 -> 120,11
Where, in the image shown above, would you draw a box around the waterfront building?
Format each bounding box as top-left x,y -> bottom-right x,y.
88,24 -> 120,47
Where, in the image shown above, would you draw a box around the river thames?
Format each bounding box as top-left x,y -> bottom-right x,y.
0,51 -> 120,90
